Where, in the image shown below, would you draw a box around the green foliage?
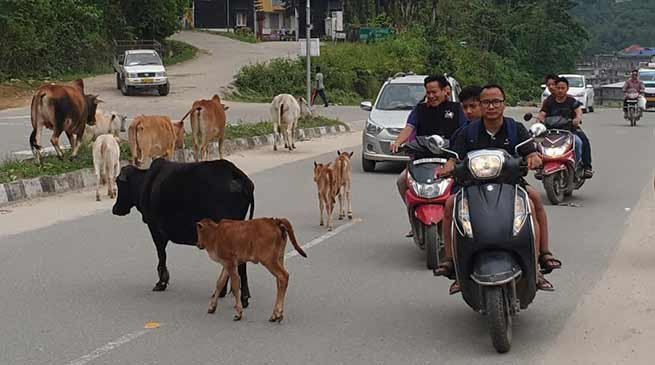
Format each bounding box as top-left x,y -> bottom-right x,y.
162,39 -> 198,65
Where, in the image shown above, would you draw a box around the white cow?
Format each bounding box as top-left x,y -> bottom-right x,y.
270,94 -> 303,151
92,134 -> 121,201
83,109 -> 127,144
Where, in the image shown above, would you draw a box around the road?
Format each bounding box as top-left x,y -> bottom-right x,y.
0,31 -> 369,158
1,108 -> 654,364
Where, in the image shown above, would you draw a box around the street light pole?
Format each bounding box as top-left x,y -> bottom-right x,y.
306,0 -> 311,112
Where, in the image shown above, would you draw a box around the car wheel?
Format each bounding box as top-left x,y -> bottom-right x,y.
158,82 -> 170,96
116,73 -> 121,90
362,156 -> 376,172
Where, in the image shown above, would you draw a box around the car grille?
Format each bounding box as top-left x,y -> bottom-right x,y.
138,72 -> 155,77
379,141 -> 392,155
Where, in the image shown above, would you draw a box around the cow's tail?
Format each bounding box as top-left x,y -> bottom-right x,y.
179,108 -> 194,124
276,218 -> 306,258
100,141 -> 108,184
248,190 -> 255,220
277,102 -> 284,134
29,92 -> 46,150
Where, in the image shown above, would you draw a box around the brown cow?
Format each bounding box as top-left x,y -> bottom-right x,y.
29,79 -> 101,164
196,217 -> 307,322
127,115 -> 184,168
180,95 -> 229,161
313,161 -> 338,231
334,150 -> 354,220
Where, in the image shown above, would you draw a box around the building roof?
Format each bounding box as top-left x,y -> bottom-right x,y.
618,44 -> 655,57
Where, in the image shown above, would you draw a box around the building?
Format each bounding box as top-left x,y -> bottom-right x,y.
577,44 -> 655,88
257,0 -> 298,41
193,0 -> 255,31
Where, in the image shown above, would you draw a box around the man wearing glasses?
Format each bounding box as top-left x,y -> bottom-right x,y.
436,84 -> 561,293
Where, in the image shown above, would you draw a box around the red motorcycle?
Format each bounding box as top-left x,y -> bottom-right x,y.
399,135 -> 455,269
524,113 -> 586,205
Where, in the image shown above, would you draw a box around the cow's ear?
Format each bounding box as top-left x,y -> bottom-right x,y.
222,104 -> 229,111
313,161 -> 317,168
349,151 -> 354,158
337,150 -> 341,156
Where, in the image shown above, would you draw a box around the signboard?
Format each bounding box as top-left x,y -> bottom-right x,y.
332,11 -> 344,31
298,38 -> 320,57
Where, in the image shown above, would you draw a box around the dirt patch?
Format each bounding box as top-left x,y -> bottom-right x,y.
0,84 -> 32,110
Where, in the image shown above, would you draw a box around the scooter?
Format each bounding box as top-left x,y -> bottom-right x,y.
398,135 -> 455,270
431,125 -> 547,353
523,113 -> 586,205
624,91 -> 643,127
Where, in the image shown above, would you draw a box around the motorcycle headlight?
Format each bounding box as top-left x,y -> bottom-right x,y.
365,120 -> 384,136
468,152 -> 504,179
457,194 -> 473,238
513,194 -> 528,236
408,175 -> 451,199
542,140 -> 571,157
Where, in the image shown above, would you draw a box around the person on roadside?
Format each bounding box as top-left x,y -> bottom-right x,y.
436,84 -> 562,294
314,66 -> 329,107
537,76 -> 593,178
390,75 -> 467,238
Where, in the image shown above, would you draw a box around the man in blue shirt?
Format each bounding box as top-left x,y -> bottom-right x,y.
390,75 -> 467,237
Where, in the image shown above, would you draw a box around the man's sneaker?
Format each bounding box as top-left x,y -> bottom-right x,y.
405,230 -> 414,238
583,168 -> 594,179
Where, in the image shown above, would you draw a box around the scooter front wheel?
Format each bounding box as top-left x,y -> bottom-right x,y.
485,286 -> 512,353
424,223 -> 443,270
543,173 -> 565,205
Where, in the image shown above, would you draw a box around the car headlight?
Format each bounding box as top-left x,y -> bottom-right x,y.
457,194 -> 473,238
468,152 -> 504,179
513,194 -> 528,236
156,72 -> 166,77
365,120 -> 384,135
408,175 -> 450,199
128,72 -> 138,78
542,140 -> 571,157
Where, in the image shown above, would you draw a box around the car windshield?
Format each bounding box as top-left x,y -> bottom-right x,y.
566,76 -> 584,88
125,53 -> 162,66
639,70 -> 655,82
375,83 -> 426,110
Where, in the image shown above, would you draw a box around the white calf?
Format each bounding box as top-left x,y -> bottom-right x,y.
92,134 -> 121,201
83,110 -> 127,144
270,94 -> 301,151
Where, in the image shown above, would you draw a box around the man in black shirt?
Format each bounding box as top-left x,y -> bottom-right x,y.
538,77 -> 593,178
390,75 -> 467,237
436,85 -> 561,293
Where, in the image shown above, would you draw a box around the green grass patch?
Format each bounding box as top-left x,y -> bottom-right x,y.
162,39 -> 199,65
0,115 -> 345,184
199,29 -> 258,43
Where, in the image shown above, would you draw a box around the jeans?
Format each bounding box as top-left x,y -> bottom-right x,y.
573,134 -> 583,164
572,129 -> 592,168
316,89 -> 329,106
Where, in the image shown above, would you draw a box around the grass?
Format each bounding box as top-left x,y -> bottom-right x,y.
199,29 -> 258,43
0,115 -> 346,184
162,39 -> 199,65
225,88 -> 363,106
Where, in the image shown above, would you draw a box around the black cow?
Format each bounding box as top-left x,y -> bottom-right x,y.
112,158 -> 254,306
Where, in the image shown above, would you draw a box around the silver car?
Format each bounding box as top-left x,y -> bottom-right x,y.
359,73 -> 461,172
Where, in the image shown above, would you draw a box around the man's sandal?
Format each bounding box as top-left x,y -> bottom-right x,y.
449,281 -> 461,295
539,252 -> 562,274
433,259 -> 454,278
537,273 -> 555,292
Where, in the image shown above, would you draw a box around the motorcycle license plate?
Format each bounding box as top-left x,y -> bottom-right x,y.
142,78 -> 154,84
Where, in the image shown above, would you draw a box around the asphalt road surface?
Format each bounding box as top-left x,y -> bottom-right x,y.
1,108 -> 654,364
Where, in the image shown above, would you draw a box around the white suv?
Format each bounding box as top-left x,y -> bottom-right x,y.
359,73 -> 461,172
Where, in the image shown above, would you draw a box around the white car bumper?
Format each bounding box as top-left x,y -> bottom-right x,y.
125,77 -> 168,87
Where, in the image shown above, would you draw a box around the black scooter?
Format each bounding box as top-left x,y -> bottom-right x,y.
434,126 -> 546,353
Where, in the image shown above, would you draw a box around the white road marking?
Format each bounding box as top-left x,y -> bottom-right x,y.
285,218 -> 361,259
65,328 -> 152,365
0,115 -> 30,120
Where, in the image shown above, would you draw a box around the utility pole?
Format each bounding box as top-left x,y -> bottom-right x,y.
306,0 -> 311,112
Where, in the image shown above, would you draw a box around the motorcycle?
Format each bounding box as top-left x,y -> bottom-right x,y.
398,135 -> 455,270
523,113 -> 586,205
624,91 -> 643,127
429,126 -> 546,353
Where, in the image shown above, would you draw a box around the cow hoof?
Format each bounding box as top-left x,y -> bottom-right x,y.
152,282 -> 167,291
273,145 -> 277,151
338,215 -> 344,220
241,296 -> 250,308
96,196 -> 101,202
348,214 -> 353,220
208,306 -> 217,314
233,313 -> 243,321
328,227 -> 333,231
269,314 -> 284,323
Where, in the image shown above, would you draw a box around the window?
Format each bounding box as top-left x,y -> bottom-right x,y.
270,13 -> 280,29
375,84 -> 427,111
236,12 -> 247,27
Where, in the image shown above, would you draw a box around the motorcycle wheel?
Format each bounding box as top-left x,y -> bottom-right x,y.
543,173 -> 565,205
629,108 -> 636,127
485,286 -> 512,353
424,223 -> 443,270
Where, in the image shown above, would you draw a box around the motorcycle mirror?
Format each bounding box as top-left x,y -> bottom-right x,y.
523,112 -> 533,122
529,123 -> 547,137
425,135 -> 446,154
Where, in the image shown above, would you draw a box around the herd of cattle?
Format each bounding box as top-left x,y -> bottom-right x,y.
27,78 -> 353,321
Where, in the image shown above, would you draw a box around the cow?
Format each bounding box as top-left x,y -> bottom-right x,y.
29,79 -> 101,164
83,110 -> 127,144
334,150 -> 354,220
196,217 -> 307,322
313,161 -> 337,231
270,94 -> 302,151
93,134 -> 121,201
179,95 -> 229,161
127,115 -> 184,168
111,158 -> 255,307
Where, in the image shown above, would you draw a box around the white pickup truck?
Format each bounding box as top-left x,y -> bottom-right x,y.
112,40 -> 170,96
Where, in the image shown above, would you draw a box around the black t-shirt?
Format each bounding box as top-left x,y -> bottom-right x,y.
452,118 -> 537,158
413,101 -> 463,139
540,95 -> 582,119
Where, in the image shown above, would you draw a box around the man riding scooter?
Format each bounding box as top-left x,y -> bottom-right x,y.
436,85 -> 562,293
391,75 -> 467,238
623,69 -> 646,120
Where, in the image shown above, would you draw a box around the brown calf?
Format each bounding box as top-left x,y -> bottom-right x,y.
313,161 -> 338,230
334,150 -> 354,220
196,217 -> 307,322
180,95 -> 229,161
128,115 -> 184,168
30,79 -> 101,164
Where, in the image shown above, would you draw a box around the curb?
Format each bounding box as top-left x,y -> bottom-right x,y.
0,124 -> 352,207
